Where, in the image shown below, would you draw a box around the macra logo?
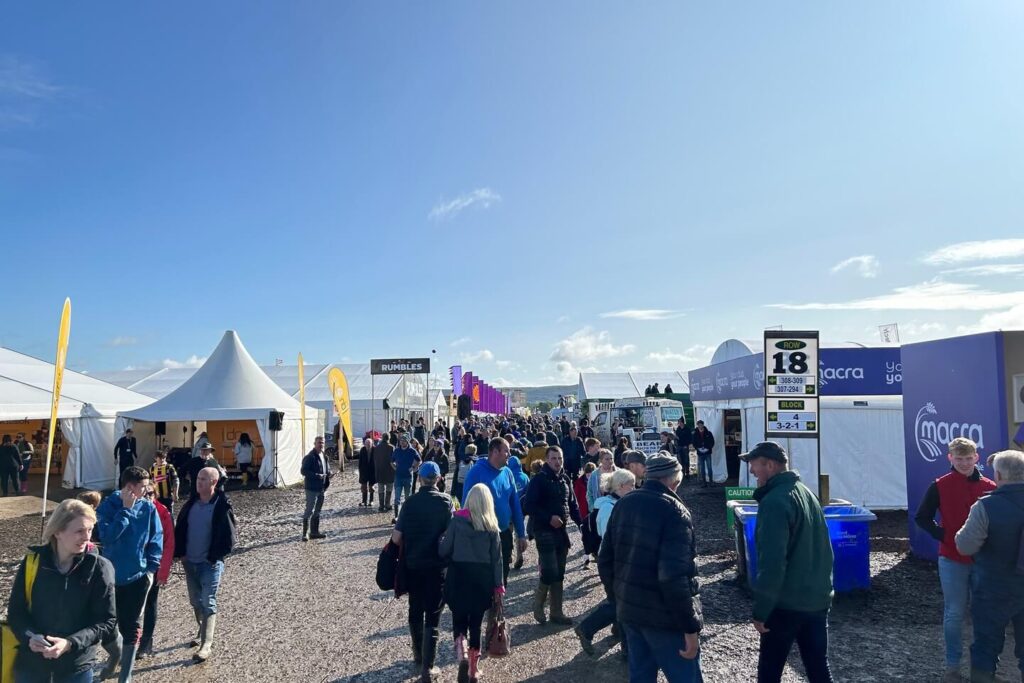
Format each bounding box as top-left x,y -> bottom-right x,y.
818,360 -> 864,387
753,364 -> 763,391
915,402 -> 986,462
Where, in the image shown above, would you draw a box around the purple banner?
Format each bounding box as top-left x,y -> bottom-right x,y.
450,365 -> 463,395
902,332 -> 1009,559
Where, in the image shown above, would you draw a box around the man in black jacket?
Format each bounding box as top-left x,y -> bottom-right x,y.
113,428 -> 138,482
523,445 -> 582,626
560,426 -> 586,481
693,421 -> 715,487
300,436 -> 331,541
598,453 -> 703,682
175,467 -> 238,663
392,462 -> 454,682
675,421 -> 693,479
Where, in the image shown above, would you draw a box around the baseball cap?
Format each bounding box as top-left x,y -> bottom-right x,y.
739,441 -> 788,464
419,461 -> 441,478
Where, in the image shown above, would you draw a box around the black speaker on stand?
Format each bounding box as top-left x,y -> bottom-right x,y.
457,394 -> 472,420
265,411 -> 285,487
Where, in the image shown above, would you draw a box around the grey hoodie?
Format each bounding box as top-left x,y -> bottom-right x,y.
438,513 -> 503,589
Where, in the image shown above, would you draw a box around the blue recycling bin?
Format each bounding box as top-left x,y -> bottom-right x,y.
733,503 -> 876,593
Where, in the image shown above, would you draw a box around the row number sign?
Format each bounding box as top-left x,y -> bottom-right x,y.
765,331 -> 819,438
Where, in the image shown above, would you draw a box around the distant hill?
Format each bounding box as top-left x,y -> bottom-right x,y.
511,384 -> 577,406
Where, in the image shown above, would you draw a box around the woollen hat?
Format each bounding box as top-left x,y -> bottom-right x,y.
645,453 -> 682,479
419,461 -> 441,478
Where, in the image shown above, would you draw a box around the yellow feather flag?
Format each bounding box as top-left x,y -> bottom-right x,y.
327,367 -> 353,449
41,298 -> 71,529
298,353 -> 306,452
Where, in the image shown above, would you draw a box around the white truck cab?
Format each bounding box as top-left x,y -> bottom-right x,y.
588,397 -> 685,452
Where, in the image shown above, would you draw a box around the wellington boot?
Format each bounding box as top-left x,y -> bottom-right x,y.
189,609 -> 203,647
310,515 -> 326,539
193,614 -> 216,662
549,582 -> 573,625
420,628 -> 439,681
468,647 -> 481,683
410,620 -> 424,666
455,635 -> 469,683
302,518 -> 310,542
532,582 -> 549,624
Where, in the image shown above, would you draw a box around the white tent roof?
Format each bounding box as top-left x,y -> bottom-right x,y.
709,338 -> 870,365
577,371 -> 690,401
119,331 -> 303,422
0,347 -> 151,420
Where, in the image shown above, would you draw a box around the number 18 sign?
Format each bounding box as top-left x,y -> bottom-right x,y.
765,330 -> 819,438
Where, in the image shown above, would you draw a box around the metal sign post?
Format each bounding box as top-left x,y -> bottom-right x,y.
764,330 -> 825,499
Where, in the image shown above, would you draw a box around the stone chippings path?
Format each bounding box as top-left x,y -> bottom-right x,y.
0,474 -> 1014,681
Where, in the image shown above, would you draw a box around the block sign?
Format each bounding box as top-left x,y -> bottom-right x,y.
764,332 -> 819,397
370,358 -> 431,375
766,397 -> 819,436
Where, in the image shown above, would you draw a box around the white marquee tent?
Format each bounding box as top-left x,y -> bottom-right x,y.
689,339 -> 906,509
0,347 -> 153,490
118,331 -> 319,487
577,371 -> 690,401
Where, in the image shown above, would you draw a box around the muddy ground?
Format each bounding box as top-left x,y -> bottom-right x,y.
0,473 -> 1016,682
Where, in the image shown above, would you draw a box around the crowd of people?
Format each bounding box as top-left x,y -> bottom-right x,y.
10,407 -> 1024,683
5,446 -> 237,683
344,412 -> 839,683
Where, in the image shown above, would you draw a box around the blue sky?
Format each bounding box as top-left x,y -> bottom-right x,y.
2,3 -> 1023,386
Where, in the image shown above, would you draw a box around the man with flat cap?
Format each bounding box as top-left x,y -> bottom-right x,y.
742,441 -> 834,683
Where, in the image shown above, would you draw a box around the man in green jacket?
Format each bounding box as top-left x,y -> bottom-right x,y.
742,441 -> 834,683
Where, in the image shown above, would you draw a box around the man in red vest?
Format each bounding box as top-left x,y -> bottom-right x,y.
915,437 -> 996,682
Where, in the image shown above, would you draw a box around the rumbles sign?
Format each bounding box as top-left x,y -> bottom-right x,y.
370,358 -> 431,375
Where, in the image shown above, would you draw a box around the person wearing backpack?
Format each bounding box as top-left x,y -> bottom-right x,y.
5,499 -> 117,683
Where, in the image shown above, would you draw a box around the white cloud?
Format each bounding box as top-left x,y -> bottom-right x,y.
830,255 -> 879,278
768,279 -> 1024,311
600,309 -> 684,321
549,328 -> 635,382
941,264 -> 1024,277
109,336 -> 138,347
429,188 -> 501,222
647,344 -> 716,365
0,56 -> 63,129
923,239 -> 1024,265
556,315 -> 570,324
958,304 -> 1024,335
161,355 -> 207,369
495,360 -> 513,369
449,337 -> 471,347
460,349 -> 494,363
551,328 -> 636,365
896,321 -> 947,341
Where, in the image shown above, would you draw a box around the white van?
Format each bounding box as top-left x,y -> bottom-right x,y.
588,397 -> 685,448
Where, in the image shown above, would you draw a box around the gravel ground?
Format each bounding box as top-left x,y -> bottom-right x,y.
0,474 -> 1018,682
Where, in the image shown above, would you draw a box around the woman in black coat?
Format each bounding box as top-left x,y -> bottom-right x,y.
6,499 -> 117,683
357,437 -> 376,507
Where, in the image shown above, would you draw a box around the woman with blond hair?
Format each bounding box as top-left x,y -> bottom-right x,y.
439,483 -> 503,683
6,499 -> 116,683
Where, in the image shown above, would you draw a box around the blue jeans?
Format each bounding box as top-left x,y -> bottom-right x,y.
970,575 -> 1024,676
579,598 -> 617,640
938,556 -> 972,667
697,453 -> 713,483
623,623 -> 704,683
184,560 -> 224,617
16,670 -> 93,683
394,478 -> 412,513
757,608 -> 833,683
